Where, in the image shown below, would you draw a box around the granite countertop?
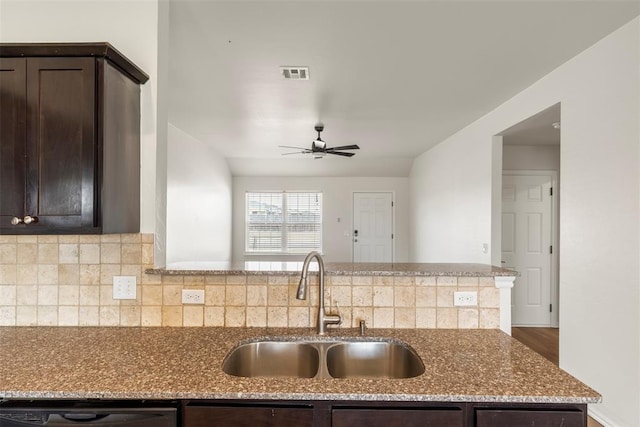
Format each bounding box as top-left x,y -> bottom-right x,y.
0,327 -> 598,404
146,262 -> 518,277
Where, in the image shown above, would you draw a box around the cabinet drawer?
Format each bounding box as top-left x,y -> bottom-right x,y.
332,408 -> 464,427
183,405 -> 314,427
475,409 -> 585,427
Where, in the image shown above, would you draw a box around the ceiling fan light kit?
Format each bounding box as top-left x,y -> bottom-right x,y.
279,124 -> 360,158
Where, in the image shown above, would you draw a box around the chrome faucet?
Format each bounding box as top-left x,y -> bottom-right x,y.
296,251 -> 341,335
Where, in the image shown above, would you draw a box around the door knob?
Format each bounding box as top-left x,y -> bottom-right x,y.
11,217 -> 23,225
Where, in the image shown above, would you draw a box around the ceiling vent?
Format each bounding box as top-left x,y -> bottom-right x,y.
281,66 -> 309,80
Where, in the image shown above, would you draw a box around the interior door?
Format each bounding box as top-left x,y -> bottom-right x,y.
502,173 -> 554,326
353,192 -> 393,262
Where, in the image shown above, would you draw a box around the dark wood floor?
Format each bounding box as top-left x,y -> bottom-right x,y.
512,327 -> 559,365
511,327 -> 602,427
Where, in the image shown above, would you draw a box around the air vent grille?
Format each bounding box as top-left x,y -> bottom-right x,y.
281,66 -> 309,80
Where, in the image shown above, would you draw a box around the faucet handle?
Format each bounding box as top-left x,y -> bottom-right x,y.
333,301 -> 343,324
319,300 -> 342,334
322,312 -> 342,330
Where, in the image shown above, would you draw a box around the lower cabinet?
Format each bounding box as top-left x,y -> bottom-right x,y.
475,408 -> 586,427
183,402 -> 314,427
332,407 -> 464,427
182,400 -> 588,427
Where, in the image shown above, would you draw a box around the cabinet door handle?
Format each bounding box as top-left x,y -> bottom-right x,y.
23,215 -> 38,224
11,217 -> 23,225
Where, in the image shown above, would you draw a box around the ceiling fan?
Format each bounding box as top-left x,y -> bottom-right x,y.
279,124 -> 360,159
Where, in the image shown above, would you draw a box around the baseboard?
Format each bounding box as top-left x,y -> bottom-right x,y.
589,406 -> 618,427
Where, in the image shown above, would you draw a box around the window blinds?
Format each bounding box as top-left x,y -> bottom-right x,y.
246,192 -> 322,253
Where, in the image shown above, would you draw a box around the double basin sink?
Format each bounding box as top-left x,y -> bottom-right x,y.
222,338 -> 425,379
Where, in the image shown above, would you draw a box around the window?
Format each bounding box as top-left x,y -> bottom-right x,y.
245,192 -> 322,254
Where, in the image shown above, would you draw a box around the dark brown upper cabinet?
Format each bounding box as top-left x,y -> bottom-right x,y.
0,43 -> 148,234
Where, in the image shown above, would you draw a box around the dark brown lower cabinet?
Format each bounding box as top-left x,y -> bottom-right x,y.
475,408 -> 585,427
332,407 -> 464,427
182,400 -> 588,427
183,403 -> 314,427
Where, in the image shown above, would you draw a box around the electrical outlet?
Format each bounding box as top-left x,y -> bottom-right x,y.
454,291 -> 477,306
182,289 -> 205,304
113,276 -> 137,300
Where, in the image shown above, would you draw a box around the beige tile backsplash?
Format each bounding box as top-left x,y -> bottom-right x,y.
0,233 -> 501,328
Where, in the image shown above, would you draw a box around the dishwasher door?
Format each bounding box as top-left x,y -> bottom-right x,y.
0,405 -> 177,426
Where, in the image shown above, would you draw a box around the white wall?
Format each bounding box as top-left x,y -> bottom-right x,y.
153,0 -> 169,268
0,0 -> 160,234
233,177 -> 409,263
166,125 -> 232,267
410,18 -> 640,426
503,145 -> 560,170
409,134 -> 494,263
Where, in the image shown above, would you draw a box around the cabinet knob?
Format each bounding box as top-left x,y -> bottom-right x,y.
10,215 -> 39,225
23,215 -> 39,224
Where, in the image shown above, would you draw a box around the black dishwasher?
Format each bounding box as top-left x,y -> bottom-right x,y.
0,401 -> 177,426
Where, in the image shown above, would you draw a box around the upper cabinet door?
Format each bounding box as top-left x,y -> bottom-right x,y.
0,58 -> 27,227
25,57 -> 96,231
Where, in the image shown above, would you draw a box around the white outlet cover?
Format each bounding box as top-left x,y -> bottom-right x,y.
454,291 -> 477,306
113,276 -> 137,300
182,289 -> 205,304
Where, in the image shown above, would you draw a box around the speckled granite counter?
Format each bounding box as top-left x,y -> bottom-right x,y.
146,262 -> 517,277
0,327 -> 598,404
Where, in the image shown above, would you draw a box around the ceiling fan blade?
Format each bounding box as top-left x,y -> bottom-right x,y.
326,145 -> 360,151
281,151 -> 310,156
327,151 -> 356,157
279,145 -> 309,150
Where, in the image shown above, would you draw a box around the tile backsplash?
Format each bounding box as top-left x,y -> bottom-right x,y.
0,234 -> 153,326
0,234 -> 500,328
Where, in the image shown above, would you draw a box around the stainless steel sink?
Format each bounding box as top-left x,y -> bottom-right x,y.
326,341 -> 425,379
222,341 -> 320,378
222,339 -> 424,379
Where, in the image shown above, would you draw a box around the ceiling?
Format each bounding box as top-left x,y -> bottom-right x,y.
501,103 -> 561,146
168,1 -> 639,177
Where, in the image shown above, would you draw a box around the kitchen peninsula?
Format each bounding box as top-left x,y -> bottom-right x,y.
0,262 -> 600,426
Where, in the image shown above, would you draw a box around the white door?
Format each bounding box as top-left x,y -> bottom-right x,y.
353,192 -> 393,262
502,173 -> 555,326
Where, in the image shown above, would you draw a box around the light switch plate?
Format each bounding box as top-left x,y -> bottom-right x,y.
113,276 -> 137,300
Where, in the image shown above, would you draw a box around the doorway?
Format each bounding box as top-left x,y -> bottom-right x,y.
497,103 -> 560,340
352,192 -> 393,262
